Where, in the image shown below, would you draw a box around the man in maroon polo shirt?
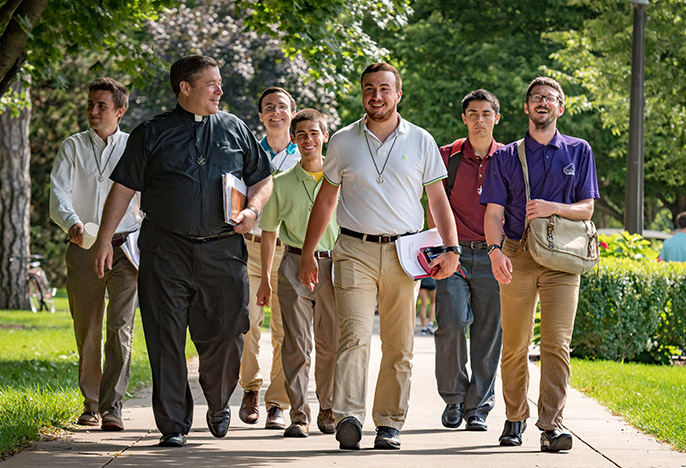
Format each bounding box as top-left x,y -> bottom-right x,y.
429,89 -> 503,433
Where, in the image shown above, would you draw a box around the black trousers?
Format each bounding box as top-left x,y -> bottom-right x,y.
138,220 -> 250,436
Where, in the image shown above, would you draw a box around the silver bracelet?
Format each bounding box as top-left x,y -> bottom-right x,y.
247,205 -> 260,219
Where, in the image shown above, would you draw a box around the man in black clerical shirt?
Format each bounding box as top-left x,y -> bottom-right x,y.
91,55 -> 273,447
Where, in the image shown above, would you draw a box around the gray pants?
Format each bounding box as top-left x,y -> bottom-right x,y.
66,242 -> 138,418
138,221 -> 249,436
278,250 -> 338,425
434,245 -> 502,420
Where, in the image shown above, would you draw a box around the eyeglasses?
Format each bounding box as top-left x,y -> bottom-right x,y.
262,103 -> 290,113
529,94 -> 560,104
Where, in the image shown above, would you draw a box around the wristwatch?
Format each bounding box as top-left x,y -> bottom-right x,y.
487,243 -> 502,255
444,245 -> 462,255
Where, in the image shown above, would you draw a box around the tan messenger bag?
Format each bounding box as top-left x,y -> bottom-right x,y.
517,139 -> 599,275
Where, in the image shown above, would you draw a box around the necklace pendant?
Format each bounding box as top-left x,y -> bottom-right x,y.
197,155 -> 206,166
97,175 -> 104,182
376,175 -> 384,184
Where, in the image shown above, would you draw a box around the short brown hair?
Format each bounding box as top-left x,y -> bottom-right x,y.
360,63 -> 402,92
526,76 -> 565,105
170,55 -> 218,97
258,87 -> 296,113
290,108 -> 327,135
88,77 -> 129,110
676,212 -> 686,229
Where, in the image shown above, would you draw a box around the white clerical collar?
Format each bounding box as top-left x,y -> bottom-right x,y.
194,114 -> 203,122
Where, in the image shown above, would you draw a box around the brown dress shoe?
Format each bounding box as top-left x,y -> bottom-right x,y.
239,390 -> 259,424
317,408 -> 336,434
284,423 -> 309,438
77,411 -> 100,426
265,406 -> 286,429
101,412 -> 124,431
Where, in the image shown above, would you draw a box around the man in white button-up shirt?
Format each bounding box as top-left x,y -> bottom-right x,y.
50,77 -> 140,432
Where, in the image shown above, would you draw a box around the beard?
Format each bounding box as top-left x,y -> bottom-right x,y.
529,106 -> 557,130
365,101 -> 396,123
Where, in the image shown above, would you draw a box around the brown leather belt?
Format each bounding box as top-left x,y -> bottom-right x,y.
284,245 -> 332,259
459,240 -> 488,250
244,232 -> 282,246
340,227 -> 411,244
112,232 -> 133,248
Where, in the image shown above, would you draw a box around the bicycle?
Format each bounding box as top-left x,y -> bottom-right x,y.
9,254 -> 56,313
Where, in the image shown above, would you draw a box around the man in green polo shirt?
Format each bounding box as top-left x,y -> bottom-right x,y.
256,109 -> 339,438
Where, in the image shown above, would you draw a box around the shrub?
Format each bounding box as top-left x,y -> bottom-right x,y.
598,231 -> 659,260
573,258 -> 686,362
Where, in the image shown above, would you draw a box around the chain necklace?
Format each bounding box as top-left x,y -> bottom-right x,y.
181,116 -> 209,165
364,131 -> 398,184
89,133 -> 117,183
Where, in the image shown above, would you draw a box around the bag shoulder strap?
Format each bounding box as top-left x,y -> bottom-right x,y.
444,138 -> 465,199
516,138 -> 531,203
515,138 -> 532,249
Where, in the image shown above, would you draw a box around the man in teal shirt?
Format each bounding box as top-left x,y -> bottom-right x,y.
661,212 -> 686,262
257,109 -> 339,438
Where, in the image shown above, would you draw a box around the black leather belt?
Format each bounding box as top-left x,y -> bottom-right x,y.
186,231 -> 236,243
459,240 -> 488,250
340,227 -> 411,244
284,245 -> 332,259
244,232 -> 283,246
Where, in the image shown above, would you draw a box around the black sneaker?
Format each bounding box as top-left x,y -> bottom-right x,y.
374,426 -> 401,450
335,416 -> 362,450
540,429 -> 573,452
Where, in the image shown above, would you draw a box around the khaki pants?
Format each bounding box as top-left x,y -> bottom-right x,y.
278,251 -> 338,425
66,243 -> 138,418
332,234 -> 418,430
499,238 -> 580,430
239,237 -> 288,409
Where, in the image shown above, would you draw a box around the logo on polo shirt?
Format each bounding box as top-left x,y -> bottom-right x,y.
402,155 -> 408,160
563,163 -> 575,176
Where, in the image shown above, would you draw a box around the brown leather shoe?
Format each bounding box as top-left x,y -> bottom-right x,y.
239,390 -> 259,424
101,412 -> 124,431
77,411 -> 100,426
317,408 -> 336,434
284,423 -> 309,438
265,406 -> 286,429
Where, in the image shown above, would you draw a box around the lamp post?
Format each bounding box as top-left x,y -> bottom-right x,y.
625,0 -> 648,235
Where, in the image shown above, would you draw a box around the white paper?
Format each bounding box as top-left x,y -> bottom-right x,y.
395,228 -> 444,279
121,230 -> 140,270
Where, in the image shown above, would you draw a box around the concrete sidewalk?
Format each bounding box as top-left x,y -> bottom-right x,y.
3,322 -> 685,468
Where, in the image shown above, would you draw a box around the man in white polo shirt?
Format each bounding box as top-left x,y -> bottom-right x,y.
239,87 -> 300,429
300,63 -> 460,451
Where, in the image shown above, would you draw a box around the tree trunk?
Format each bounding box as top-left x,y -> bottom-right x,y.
0,79 -> 31,310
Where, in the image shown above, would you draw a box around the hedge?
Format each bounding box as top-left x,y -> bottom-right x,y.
573,258 -> 686,362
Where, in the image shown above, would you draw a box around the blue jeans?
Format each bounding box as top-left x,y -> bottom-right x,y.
434,245 -> 502,419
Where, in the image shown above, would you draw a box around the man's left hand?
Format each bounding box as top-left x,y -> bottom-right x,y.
429,251 -> 460,280
232,208 -> 258,234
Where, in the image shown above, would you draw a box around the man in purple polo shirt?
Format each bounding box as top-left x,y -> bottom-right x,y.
481,77 -> 599,452
429,89 -> 503,433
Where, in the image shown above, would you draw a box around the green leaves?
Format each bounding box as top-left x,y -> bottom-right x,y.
573,257 -> 686,362
236,0 -> 411,93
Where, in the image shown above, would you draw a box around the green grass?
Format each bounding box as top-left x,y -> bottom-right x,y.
0,292 -> 197,458
570,358 -> 686,451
